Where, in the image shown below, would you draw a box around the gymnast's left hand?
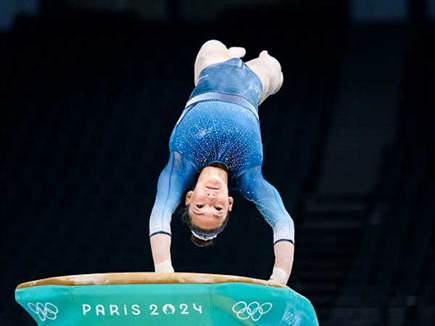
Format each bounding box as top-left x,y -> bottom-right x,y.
268,267 -> 289,285
268,241 -> 294,285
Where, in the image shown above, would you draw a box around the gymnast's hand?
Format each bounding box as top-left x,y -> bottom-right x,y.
268,241 -> 294,285
155,259 -> 174,273
150,233 -> 175,273
269,267 -> 289,285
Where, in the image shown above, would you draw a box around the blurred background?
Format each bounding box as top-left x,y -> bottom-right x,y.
1,0 -> 434,325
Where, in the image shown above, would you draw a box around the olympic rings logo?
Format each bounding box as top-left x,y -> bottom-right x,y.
28,302 -> 59,321
232,301 -> 273,321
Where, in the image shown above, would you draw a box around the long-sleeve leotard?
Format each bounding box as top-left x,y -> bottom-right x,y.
149,58 -> 295,244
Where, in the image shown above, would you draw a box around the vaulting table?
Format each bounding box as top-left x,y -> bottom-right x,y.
15,272 -> 318,325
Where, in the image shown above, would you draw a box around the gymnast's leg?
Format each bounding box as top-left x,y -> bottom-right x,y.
246,50 -> 284,104
194,39 -> 246,85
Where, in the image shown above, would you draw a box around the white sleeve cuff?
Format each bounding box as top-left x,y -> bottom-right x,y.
272,218 -> 295,244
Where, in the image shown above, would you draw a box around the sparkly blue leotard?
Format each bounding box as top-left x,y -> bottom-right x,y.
149,58 -> 294,244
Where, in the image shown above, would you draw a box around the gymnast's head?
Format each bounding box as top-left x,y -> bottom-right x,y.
183,163 -> 234,247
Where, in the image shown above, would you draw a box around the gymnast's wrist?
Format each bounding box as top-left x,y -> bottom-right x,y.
154,258 -> 174,273
269,267 -> 289,285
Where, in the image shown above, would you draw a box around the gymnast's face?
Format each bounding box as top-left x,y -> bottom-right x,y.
185,176 -> 234,230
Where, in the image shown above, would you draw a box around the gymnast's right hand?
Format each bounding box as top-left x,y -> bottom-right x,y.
150,233 -> 174,273
154,258 -> 175,273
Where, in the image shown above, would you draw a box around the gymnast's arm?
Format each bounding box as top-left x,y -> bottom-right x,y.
237,166 -> 295,285
149,151 -> 196,272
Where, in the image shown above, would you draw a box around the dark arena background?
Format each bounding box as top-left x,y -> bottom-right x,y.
1,0 -> 435,325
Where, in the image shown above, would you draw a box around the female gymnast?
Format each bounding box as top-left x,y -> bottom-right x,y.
149,40 -> 294,285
